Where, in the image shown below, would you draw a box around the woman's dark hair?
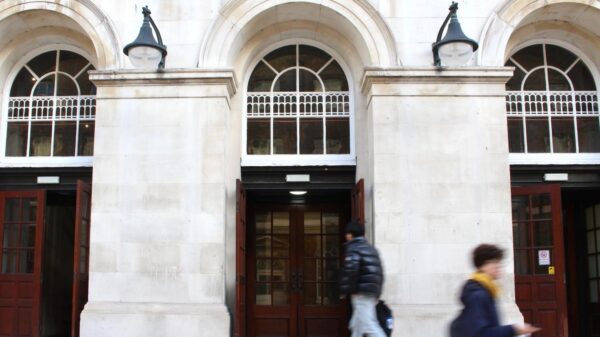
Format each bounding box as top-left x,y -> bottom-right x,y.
472,244 -> 504,268
344,220 -> 365,237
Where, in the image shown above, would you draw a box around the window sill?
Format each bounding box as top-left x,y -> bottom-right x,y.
0,157 -> 93,168
241,154 -> 356,167
509,153 -> 600,165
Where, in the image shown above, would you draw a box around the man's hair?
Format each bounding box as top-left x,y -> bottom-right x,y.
345,220 -> 365,237
472,244 -> 504,268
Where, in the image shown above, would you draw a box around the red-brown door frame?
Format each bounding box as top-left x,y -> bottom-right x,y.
235,179 -> 247,337
71,180 -> 92,337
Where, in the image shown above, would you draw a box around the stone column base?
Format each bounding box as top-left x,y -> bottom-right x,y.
390,303 -> 523,336
80,302 -> 230,337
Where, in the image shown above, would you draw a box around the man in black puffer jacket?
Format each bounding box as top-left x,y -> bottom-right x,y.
339,220 -> 385,337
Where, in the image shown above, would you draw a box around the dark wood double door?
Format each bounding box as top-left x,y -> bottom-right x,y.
246,203 -> 349,337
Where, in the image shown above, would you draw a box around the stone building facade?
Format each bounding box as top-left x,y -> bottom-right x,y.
0,1 -> 599,337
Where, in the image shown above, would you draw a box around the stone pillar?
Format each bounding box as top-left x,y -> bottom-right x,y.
81,69 -> 236,337
361,67 -> 522,337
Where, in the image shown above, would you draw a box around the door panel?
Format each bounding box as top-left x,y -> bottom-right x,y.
71,181 -> 91,337
512,185 -> 567,337
0,191 -> 46,337
236,180 -> 247,337
248,204 -> 348,337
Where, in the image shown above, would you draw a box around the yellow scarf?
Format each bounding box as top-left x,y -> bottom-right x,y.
471,272 -> 500,299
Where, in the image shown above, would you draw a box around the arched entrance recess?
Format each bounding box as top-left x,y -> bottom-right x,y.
199,0 -> 399,75
478,0 -> 600,67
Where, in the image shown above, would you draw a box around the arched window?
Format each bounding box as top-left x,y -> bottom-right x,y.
244,44 -> 352,165
5,50 -> 96,158
505,44 -> 599,155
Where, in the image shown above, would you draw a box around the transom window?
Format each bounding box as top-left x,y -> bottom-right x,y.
244,45 -> 352,165
5,50 -> 96,158
505,44 -> 599,155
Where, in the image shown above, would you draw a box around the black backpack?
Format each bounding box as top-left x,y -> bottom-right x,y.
376,300 -> 393,337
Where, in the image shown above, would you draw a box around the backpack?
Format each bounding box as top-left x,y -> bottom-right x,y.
376,300 -> 393,337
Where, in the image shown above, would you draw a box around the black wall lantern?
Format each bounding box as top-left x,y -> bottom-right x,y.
123,6 -> 167,70
432,2 -> 479,67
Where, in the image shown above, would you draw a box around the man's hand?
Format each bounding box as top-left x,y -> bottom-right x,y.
513,323 -> 541,335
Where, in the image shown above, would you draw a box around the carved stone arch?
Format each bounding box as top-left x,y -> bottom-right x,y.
199,0 -> 399,73
478,0 -> 600,66
0,0 -> 121,70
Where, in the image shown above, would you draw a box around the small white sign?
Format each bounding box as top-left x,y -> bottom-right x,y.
538,250 -> 550,266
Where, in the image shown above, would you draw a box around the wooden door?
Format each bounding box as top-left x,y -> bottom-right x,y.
236,180 -> 247,337
71,181 -> 91,337
584,202 -> 600,336
351,179 -> 364,224
0,191 -> 46,337
248,204 -> 348,337
512,185 -> 567,337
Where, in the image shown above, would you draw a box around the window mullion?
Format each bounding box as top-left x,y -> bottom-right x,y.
542,45 -> 554,153
572,92 -> 580,153
296,45 -> 300,155
322,91 -> 327,155
521,92 -> 528,153
51,51 -> 60,157
26,95 -> 33,157
75,97 -> 81,156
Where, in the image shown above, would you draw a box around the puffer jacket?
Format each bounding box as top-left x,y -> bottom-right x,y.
449,280 -> 515,337
339,236 -> 384,298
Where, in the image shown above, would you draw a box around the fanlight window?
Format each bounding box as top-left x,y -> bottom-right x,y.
245,45 -> 351,158
5,50 -> 96,157
505,44 -> 599,153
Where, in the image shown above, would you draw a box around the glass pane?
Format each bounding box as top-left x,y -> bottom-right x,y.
30,122 -> 52,156
77,68 -> 96,95
272,235 -> 289,258
54,121 -> 76,156
323,236 -> 339,257
58,51 -> 89,77
299,45 -> 331,72
511,45 -> 544,71
255,212 -> 271,234
324,259 -> 340,282
514,249 -> 530,275
256,259 -> 271,282
247,119 -> 271,155
272,283 -> 289,305
508,118 -> 525,153
304,259 -> 320,282
272,259 -> 288,282
256,283 -> 271,305
577,117 -> 600,153
255,235 -> 271,257
589,256 -> 598,278
304,236 -> 321,257
547,69 -> 571,91
273,70 -> 296,92
33,75 -> 55,96
589,231 -> 597,254
505,60 -> 526,91
568,61 -> 596,91
80,247 -> 87,274
264,45 -> 296,73
20,223 -> 36,248
597,229 -> 600,254
1,249 -> 17,274
531,194 -> 552,219
324,282 -> 340,305
551,117 -> 575,153
6,122 -> 29,156
304,212 -> 321,234
535,248 -> 552,274
303,282 -> 318,304
596,205 -> 600,227
77,121 -> 96,156
545,45 -> 577,71
590,281 -> 598,303
273,118 -> 297,154
534,221 -> 553,246
3,224 -> 18,248
323,213 -> 339,234
326,118 -> 350,154
300,118 -> 323,154
10,68 -> 36,96
19,249 -> 35,273
587,207 -> 595,230
248,61 -> 277,92
512,196 -> 529,221
319,61 -> 348,91
513,222 -> 529,248
23,198 -> 37,222
56,74 -> 78,96
299,70 -> 322,92
272,212 -> 289,234
523,69 -> 546,91
4,198 -> 20,222
28,51 -> 57,78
